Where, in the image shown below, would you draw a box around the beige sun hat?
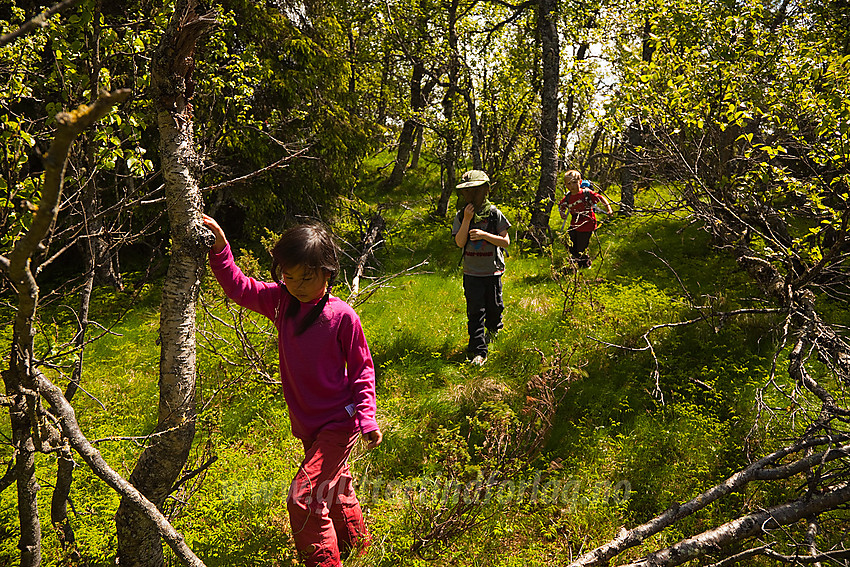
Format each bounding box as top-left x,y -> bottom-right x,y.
456,170 -> 490,189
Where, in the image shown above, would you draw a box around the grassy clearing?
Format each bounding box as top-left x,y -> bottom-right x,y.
0,159 -> 800,565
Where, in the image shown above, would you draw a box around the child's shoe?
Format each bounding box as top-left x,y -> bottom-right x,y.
470,354 -> 487,366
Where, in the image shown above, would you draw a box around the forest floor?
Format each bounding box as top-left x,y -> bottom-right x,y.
1,156 -> 798,565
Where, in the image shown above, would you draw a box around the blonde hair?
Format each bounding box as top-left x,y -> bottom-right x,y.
564,170 -> 582,183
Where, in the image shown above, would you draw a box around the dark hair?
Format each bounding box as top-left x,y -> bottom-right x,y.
270,223 -> 339,335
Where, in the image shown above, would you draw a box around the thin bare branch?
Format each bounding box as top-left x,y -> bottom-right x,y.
35,370 -> 206,567
140,146 -> 312,205
169,455 -> 218,496
0,0 -> 83,47
567,435 -> 850,567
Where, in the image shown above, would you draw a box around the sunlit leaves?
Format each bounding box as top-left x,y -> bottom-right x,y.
0,12 -> 51,252
603,0 -> 849,277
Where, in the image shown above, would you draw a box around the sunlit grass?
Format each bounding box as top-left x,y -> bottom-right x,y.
1,174 -> 803,565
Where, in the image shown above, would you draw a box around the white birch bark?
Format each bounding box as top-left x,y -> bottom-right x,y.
113,1 -> 215,565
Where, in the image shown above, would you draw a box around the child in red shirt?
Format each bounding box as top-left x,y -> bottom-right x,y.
557,170 -> 613,268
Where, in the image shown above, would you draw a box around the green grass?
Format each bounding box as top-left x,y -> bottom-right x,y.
0,162 -> 813,565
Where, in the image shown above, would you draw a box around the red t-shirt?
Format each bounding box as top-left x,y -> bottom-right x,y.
558,189 -> 602,232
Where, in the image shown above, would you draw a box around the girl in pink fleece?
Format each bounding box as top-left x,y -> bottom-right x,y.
203,215 -> 381,567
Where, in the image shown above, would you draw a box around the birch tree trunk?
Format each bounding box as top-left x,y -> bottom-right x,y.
114,2 -> 215,565
385,62 -> 425,190
529,0 -> 560,243
436,0 -> 460,218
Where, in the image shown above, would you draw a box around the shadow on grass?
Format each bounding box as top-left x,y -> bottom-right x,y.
601,215 -> 746,294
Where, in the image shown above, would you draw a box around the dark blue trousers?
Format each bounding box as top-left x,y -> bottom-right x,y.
463,274 -> 504,357
568,229 -> 593,268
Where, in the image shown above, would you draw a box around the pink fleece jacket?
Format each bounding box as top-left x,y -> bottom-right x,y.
209,243 -> 379,441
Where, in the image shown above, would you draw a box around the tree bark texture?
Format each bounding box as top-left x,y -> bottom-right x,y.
50,446 -> 77,552
2,88 -> 131,567
438,101 -> 458,218
498,110 -> 528,174
11,402 -> 40,567
410,124 -> 424,169
529,0 -> 560,242
436,0 -> 461,218
351,213 -> 386,296
618,119 -> 646,217
387,117 -> 417,189
386,62 -> 426,189
114,1 -> 215,565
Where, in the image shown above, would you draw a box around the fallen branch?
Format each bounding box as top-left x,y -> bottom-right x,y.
36,370 -> 205,567
567,435 -> 850,567
621,481 -> 850,567
761,546 -> 850,564
351,212 -> 386,296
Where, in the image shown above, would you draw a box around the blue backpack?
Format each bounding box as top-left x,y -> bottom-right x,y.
580,180 -> 603,214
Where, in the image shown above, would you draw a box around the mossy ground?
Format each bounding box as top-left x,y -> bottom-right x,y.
0,157 -> 808,565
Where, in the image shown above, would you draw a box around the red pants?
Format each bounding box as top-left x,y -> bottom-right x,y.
287,427 -> 370,566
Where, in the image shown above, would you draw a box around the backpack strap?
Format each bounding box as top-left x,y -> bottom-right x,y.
486,205 -> 498,235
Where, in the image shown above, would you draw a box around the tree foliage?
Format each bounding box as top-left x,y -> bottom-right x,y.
2,0 -> 850,564
571,0 -> 850,563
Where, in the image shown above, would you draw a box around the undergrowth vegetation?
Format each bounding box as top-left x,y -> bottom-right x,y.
1,156 -> 808,566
